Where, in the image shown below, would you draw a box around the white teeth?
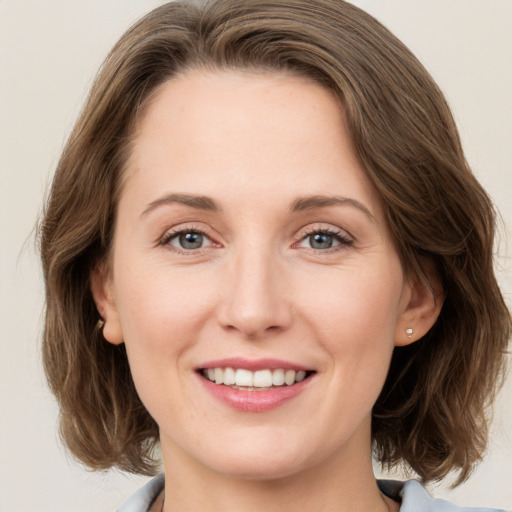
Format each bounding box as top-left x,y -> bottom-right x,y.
202,367 -> 310,388
214,367 -> 224,384
284,369 -> 296,385
223,367 -> 236,386
272,368 -> 285,386
295,370 -> 306,382
253,369 -> 273,388
235,368 -> 253,387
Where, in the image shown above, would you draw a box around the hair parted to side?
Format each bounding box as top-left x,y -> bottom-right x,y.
40,0 -> 510,483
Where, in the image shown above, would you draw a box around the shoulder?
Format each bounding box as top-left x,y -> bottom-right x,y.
116,474 -> 165,512
378,480 -> 510,512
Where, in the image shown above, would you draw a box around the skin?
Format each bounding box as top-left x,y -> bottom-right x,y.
92,69 -> 441,512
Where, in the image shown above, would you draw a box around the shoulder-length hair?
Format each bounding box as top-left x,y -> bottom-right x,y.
40,0 -> 510,483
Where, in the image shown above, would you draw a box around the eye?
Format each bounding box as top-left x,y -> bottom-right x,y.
175,231 -> 206,250
162,229 -> 214,251
297,228 -> 353,251
305,232 -> 339,250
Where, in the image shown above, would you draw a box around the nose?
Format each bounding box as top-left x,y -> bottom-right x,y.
217,244 -> 292,339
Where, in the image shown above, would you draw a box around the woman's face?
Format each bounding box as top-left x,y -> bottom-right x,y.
95,69 -> 418,480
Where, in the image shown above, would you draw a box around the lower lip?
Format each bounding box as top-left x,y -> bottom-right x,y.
198,374 -> 312,413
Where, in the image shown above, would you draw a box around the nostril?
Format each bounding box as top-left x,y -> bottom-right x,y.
216,268 -> 292,338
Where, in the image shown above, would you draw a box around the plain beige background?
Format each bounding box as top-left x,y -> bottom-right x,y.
1,1 -> 510,511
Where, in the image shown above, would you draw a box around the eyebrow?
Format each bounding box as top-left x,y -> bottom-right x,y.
290,195 -> 375,221
140,192 -> 374,221
141,193 -> 221,217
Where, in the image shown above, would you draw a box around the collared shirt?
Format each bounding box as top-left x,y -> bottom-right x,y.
116,474 -> 510,512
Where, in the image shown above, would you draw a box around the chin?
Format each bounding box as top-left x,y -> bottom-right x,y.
198,439 -> 316,481
215,457 -> 307,482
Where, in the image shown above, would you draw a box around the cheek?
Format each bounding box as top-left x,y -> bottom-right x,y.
304,264 -> 402,335
112,265 -> 219,416
298,261 -> 403,380
113,263 -> 218,360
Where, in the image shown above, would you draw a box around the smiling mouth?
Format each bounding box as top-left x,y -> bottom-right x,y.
199,367 -> 315,391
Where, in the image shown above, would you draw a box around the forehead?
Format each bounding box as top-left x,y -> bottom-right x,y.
131,68 -> 344,157
122,68 -> 384,220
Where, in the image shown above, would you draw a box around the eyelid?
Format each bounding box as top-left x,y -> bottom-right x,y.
155,221 -> 354,254
158,223 -> 221,251
298,223 -> 353,240
293,223 -> 354,251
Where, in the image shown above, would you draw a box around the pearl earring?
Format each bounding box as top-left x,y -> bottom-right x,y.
405,328 -> 413,339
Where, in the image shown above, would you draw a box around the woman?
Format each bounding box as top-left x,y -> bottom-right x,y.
39,1 -> 511,510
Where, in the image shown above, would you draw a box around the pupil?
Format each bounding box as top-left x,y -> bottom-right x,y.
179,232 -> 203,249
310,233 -> 333,249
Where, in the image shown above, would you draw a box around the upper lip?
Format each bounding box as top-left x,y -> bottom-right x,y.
197,357 -> 311,372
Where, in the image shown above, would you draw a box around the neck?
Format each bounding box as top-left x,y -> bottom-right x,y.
160,431 -> 399,512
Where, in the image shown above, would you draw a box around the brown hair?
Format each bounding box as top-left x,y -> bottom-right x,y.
40,0 -> 510,483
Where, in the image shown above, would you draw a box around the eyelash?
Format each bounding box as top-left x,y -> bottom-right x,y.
159,225 -> 218,254
159,225 -> 354,254
294,226 -> 354,252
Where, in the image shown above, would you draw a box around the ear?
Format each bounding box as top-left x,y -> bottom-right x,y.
90,264 -> 124,345
395,270 -> 443,347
